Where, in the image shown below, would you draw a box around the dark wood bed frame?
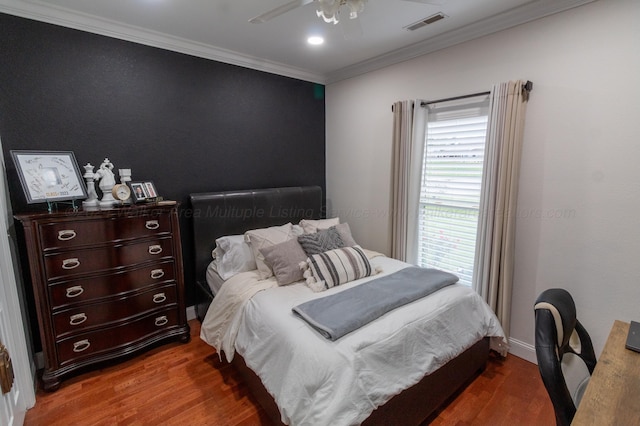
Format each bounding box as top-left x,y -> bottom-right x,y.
189,186 -> 489,425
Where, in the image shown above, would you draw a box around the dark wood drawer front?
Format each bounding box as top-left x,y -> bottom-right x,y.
53,285 -> 178,338
39,213 -> 172,250
44,237 -> 174,281
49,260 -> 176,308
56,308 -> 179,366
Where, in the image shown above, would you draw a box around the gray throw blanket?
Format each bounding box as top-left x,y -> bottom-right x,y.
292,267 -> 459,341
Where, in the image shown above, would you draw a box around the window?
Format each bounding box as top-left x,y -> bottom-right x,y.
417,96 -> 489,286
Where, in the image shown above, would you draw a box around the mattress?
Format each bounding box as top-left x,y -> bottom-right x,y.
200,255 -> 507,426
205,261 -> 225,295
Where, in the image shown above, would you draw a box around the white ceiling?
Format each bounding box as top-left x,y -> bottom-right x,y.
0,0 -> 595,83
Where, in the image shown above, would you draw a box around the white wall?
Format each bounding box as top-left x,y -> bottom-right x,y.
326,0 -> 640,360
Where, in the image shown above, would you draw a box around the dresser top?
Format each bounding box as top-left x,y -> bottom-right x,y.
14,201 -> 178,223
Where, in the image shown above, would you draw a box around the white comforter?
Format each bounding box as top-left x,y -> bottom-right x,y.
201,256 -> 507,426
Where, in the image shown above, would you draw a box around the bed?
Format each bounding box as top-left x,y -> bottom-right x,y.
190,186 -> 507,425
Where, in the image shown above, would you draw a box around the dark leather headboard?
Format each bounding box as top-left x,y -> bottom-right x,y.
189,186 -> 323,284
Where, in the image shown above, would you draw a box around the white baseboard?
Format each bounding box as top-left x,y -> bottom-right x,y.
186,305 -> 197,321
508,337 -> 537,364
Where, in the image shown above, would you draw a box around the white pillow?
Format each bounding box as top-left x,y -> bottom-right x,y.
292,224 -> 304,237
299,217 -> 340,234
211,235 -> 257,280
245,223 -> 297,279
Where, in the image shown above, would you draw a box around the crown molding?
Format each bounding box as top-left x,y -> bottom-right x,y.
325,0 -> 597,83
0,0 -> 327,84
0,0 -> 595,86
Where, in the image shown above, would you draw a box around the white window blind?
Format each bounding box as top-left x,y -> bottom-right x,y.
418,97 -> 489,286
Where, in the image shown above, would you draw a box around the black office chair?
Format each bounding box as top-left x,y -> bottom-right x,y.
534,288 -> 597,426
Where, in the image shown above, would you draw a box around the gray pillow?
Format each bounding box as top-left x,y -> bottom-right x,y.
297,227 -> 344,256
260,238 -> 307,285
330,222 -> 357,247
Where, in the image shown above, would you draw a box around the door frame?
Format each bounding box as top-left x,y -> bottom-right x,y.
0,137 -> 36,424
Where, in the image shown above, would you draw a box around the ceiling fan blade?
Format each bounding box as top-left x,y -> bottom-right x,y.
401,0 -> 447,5
249,0 -> 316,24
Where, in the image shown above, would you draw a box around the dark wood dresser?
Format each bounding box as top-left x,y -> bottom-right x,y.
15,203 -> 190,391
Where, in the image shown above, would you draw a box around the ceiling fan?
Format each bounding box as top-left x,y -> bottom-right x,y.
249,0 -> 447,25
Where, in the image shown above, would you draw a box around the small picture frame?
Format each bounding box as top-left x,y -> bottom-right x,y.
129,182 -> 148,203
10,150 -> 87,204
143,181 -> 158,199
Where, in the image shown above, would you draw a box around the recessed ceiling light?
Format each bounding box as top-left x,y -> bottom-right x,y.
307,36 -> 324,46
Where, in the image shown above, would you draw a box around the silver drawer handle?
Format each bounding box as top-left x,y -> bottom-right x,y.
145,220 -> 160,230
154,316 -> 168,327
57,229 -> 77,241
69,313 -> 87,326
72,339 -> 91,353
62,258 -> 80,270
148,245 -> 162,255
65,286 -> 84,298
153,293 -> 167,304
150,269 -> 165,279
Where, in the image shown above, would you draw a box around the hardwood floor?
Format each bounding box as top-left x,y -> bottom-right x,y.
25,320 -> 555,425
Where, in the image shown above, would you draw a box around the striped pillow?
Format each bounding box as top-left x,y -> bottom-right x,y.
303,245 -> 373,292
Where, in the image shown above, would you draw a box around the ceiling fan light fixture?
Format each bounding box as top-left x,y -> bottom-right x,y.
316,9 -> 339,24
316,0 -> 367,25
346,0 -> 366,20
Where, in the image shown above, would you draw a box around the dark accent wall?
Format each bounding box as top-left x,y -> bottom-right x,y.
0,13 -> 325,351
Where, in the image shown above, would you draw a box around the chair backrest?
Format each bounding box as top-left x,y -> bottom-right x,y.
534,288 -> 597,426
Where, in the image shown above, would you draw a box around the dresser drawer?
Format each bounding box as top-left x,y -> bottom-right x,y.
48,260 -> 176,309
53,284 -> 177,338
44,236 -> 174,281
56,308 -> 180,366
38,213 -> 172,250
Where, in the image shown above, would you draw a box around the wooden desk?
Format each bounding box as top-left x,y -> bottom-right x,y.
573,320 -> 640,425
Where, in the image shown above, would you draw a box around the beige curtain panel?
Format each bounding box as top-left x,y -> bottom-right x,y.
473,80 -> 532,339
390,100 -> 426,263
390,100 -> 414,262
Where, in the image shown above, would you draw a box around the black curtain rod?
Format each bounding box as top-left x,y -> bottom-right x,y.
420,91 -> 490,107
419,80 -> 533,107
